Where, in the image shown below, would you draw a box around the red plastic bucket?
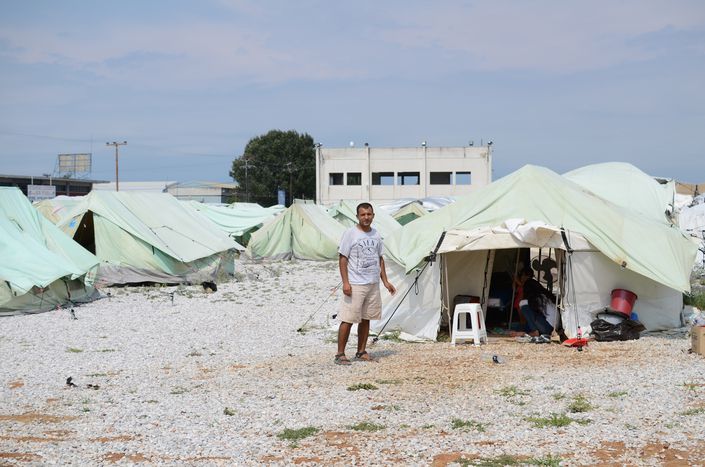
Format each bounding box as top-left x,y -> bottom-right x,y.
610,289 -> 637,317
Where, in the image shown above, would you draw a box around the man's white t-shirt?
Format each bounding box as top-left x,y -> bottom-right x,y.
338,226 -> 383,285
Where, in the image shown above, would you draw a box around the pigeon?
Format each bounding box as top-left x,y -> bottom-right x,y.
66,377 -> 77,387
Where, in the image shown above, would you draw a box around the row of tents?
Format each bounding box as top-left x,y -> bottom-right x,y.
2,162 -> 701,342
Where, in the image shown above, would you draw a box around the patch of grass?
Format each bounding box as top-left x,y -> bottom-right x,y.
496,385 -> 530,398
348,421 -> 385,432
456,454 -> 521,466
347,382 -> 378,391
98,348 -> 116,352
187,350 -> 203,357
422,424 -> 435,429
375,379 -> 402,385
223,407 -> 236,416
451,418 -> 486,432
527,454 -> 563,466
526,413 -> 574,428
66,347 -> 83,353
170,386 -> 189,395
277,426 -> 319,442
608,390 -> 628,398
380,330 -> 402,342
86,373 -> 108,377
568,394 -> 593,413
682,382 -> 702,391
552,392 -> 566,401
680,407 -> 705,416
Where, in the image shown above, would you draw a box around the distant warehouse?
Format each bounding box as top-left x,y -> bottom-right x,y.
315,144 -> 493,206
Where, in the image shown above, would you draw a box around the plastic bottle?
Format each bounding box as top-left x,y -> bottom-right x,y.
482,353 -> 506,364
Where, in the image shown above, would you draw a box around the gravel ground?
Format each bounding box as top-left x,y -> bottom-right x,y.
1,259 -> 705,466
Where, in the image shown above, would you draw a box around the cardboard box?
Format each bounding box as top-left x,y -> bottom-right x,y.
692,326 -> 705,356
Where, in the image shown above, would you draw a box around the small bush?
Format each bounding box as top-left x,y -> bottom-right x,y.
348,421 -> 385,432
608,390 -> 628,398
568,395 -> 593,413
680,407 -> 705,416
223,407 -> 236,416
684,291 -> 705,309
347,383 -> 378,391
451,418 -> 486,432
497,385 -> 530,398
526,413 -> 573,428
277,426 -> 319,442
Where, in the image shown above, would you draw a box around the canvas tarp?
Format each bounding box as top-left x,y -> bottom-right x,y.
327,200 -> 401,239
185,200 -> 283,239
246,200 -> 346,260
563,162 -> 676,224
1,187 -> 99,314
374,165 -> 698,340
39,191 -> 241,286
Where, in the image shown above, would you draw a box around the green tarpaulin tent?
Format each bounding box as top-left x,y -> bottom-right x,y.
1,187 -> 99,315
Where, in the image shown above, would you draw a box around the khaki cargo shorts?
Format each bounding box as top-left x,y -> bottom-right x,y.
338,283 -> 382,324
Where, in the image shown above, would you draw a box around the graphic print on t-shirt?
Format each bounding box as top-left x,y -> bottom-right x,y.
355,237 -> 380,272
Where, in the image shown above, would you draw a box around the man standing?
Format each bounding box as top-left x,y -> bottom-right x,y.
335,203 -> 396,365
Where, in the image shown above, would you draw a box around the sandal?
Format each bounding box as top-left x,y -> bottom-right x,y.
334,353 -> 351,365
354,351 -> 377,362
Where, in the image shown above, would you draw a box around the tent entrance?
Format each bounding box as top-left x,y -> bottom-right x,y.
440,247 -> 563,334
72,211 -> 96,255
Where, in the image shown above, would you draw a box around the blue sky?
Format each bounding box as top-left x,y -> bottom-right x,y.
1,0 -> 704,183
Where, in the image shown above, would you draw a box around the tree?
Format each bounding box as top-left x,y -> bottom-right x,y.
230,130 -> 315,206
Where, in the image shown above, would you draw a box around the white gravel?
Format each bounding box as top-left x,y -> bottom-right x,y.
1,259 -> 705,466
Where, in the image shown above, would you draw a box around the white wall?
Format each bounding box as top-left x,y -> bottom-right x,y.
316,146 -> 492,206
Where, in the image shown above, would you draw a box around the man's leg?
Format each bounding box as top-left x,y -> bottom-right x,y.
338,322 -> 353,355
357,319 -> 370,354
520,305 -> 540,336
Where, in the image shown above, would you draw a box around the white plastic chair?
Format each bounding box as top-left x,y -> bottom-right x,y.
451,303 -> 487,346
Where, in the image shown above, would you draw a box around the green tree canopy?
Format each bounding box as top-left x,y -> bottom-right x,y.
230,130 -> 315,206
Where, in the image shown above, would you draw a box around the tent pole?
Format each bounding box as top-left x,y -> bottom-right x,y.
507,249 -> 520,331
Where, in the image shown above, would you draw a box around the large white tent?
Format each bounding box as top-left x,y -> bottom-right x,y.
373,165 -> 697,341
246,200 -> 346,260
1,188 -> 99,314
37,192 -> 242,286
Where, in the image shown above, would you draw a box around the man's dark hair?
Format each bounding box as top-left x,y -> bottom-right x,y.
356,202 -> 374,214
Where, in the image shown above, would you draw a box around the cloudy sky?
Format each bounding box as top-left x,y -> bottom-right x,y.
1,0 -> 704,183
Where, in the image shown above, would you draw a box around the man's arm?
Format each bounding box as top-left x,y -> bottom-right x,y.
379,256 -> 396,295
339,254 -> 352,296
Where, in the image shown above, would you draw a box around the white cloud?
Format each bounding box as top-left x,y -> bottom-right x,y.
382,1 -> 705,72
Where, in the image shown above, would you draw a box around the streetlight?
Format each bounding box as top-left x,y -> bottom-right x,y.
106,141 -> 127,191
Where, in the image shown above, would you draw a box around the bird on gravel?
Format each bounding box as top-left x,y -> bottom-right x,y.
66,377 -> 77,387
69,309 -> 77,320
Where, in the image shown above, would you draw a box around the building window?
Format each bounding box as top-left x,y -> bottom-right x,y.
346,172 -> 361,185
398,172 -> 420,185
372,172 -> 395,186
329,173 -> 344,185
430,172 -> 452,185
455,171 -> 472,185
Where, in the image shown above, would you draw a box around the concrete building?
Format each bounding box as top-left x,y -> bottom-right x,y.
165,181 -> 239,204
315,144 -> 492,206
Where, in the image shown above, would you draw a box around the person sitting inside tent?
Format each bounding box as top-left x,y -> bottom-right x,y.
516,269 -> 557,339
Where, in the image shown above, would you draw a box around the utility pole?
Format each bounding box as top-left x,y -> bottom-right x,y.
243,158 -> 255,203
106,141 -> 127,191
286,161 -> 293,206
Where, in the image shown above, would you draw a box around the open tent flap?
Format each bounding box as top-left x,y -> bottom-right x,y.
371,259 -> 442,341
